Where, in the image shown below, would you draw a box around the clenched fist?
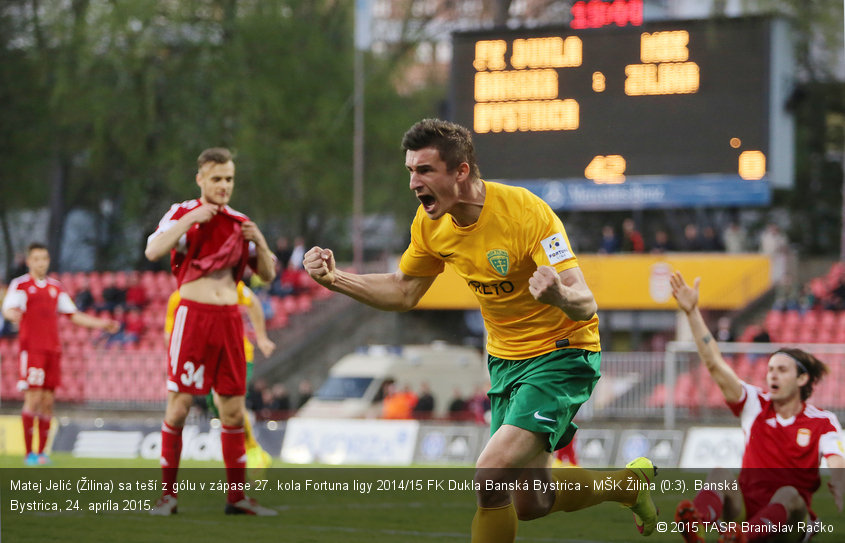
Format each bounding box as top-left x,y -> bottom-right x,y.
529,265 -> 565,307
303,246 -> 336,288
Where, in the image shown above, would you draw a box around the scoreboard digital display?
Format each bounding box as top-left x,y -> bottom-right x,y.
449,17 -> 794,210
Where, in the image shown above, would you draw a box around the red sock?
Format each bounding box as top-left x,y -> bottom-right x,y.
221,425 -> 246,504
37,416 -> 51,454
744,502 -> 789,542
693,490 -> 724,522
21,411 -> 35,455
160,422 -> 183,497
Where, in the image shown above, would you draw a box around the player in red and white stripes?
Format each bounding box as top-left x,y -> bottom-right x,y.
670,271 -> 845,543
145,147 -> 276,516
1,243 -> 118,466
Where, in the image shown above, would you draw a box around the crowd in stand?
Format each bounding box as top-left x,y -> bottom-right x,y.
378,380 -> 490,423
594,218 -> 786,256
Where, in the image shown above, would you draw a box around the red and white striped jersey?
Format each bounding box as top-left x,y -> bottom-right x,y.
729,381 -> 845,506
2,274 -> 76,352
147,199 -> 256,287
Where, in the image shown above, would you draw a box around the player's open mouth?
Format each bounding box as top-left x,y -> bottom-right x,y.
418,194 -> 436,211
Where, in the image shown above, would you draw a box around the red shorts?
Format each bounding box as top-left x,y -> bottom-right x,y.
740,474 -> 816,521
18,349 -> 61,391
166,299 -> 246,396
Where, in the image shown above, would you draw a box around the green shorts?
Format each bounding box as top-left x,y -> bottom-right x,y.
488,349 -> 601,452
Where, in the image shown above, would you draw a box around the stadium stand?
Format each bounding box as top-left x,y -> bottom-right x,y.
645,262 -> 845,411
0,269 -> 328,408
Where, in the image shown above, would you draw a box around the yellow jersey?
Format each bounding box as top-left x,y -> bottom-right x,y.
164,281 -> 255,362
399,181 -> 600,359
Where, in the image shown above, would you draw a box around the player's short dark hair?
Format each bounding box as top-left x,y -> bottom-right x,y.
26,242 -> 48,254
401,119 -> 481,179
774,348 -> 828,401
197,147 -> 233,169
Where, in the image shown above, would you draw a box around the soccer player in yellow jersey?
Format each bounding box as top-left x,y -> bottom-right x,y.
304,118 -> 658,541
164,281 -> 276,471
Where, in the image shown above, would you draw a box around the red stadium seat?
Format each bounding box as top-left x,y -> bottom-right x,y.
764,310 -> 784,332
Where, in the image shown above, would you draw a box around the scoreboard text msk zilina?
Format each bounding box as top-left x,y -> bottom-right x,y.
449,17 -> 794,210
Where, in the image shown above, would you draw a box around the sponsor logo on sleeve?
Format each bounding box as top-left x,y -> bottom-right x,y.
541,233 -> 572,265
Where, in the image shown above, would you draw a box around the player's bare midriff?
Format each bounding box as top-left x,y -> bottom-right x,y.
179,268 -> 238,305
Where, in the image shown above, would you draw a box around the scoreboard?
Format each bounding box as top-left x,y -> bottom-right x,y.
449,17 -> 794,210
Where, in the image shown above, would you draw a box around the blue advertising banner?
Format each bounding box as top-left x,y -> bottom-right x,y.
502,174 -> 771,210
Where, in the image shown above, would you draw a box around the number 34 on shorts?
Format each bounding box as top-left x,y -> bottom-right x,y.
179,361 -> 205,390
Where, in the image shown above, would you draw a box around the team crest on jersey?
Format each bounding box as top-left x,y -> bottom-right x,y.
796,428 -> 811,447
49,287 -> 57,298
486,249 -> 510,276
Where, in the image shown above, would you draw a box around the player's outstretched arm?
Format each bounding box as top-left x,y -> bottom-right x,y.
70,312 -> 120,334
303,246 -> 436,312
828,454 -> 845,512
529,266 -> 597,321
670,271 -> 743,403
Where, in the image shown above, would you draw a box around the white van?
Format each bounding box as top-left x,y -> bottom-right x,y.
296,342 -> 488,419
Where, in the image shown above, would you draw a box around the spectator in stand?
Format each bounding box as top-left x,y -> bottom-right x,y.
73,276 -> 95,313
275,267 -> 298,297
649,229 -> 674,254
289,236 -> 306,270
274,236 -> 293,271
797,283 -> 817,313
620,218 -> 645,253
271,236 -> 295,297
759,222 -> 789,283
715,317 -> 735,343
700,226 -> 725,251
246,378 -> 268,412
680,223 -> 704,252
382,382 -> 417,419
98,272 -> 126,313
122,307 -> 145,344
773,273 -> 801,312
824,269 -> 845,310
296,379 -> 313,409
467,384 -> 491,424
413,382 -> 435,418
598,225 -> 619,254
752,326 -> 771,344
722,221 -> 747,253
125,272 -> 148,310
284,236 -> 308,294
448,387 -> 468,419
269,383 -> 291,413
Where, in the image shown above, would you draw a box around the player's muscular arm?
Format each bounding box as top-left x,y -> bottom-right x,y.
144,204 -> 218,261
670,271 -> 743,403
529,266 -> 597,321
304,246 -> 436,311
242,221 -> 276,283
